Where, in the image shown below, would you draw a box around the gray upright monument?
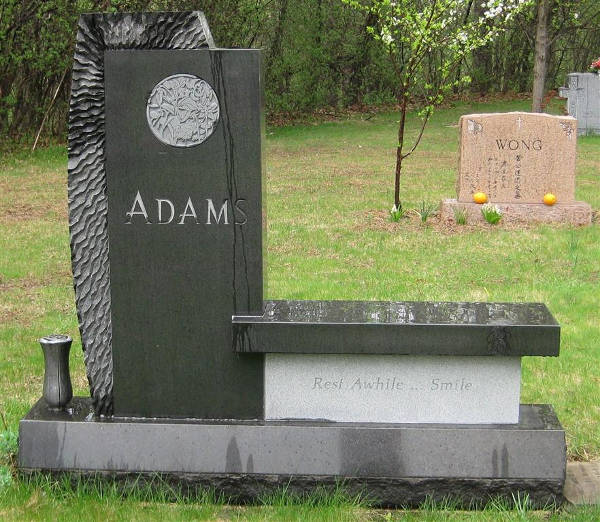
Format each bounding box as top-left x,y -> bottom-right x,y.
559,72 -> 600,136
19,11 -> 567,507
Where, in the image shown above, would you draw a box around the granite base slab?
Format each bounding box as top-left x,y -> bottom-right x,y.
440,199 -> 592,226
19,398 -> 565,506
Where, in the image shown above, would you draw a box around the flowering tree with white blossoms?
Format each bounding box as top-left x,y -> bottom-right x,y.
343,0 -> 532,214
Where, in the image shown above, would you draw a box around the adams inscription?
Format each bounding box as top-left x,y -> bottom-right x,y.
125,191 -> 248,225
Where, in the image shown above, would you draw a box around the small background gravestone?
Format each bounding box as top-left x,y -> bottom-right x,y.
559,72 -> 600,136
440,111 -> 592,225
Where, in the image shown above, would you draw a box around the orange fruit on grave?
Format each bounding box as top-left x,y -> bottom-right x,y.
473,192 -> 487,204
543,193 -> 557,206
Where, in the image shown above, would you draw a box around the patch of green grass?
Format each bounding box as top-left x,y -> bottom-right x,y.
244,484 -> 369,521
0,474 -> 226,520
1,99 -> 599,519
3,475 -> 599,520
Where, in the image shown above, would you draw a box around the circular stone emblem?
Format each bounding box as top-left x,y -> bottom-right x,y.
146,74 -> 220,147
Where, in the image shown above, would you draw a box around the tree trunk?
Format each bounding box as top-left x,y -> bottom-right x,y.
349,12 -> 376,103
267,0 -> 289,97
532,0 -> 552,112
394,93 -> 408,208
453,0 -> 475,90
268,0 -> 289,71
471,1 -> 493,94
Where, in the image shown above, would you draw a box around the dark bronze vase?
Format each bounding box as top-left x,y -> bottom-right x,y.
40,334 -> 73,410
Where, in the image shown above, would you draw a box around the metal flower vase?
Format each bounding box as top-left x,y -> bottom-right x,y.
40,334 -> 73,410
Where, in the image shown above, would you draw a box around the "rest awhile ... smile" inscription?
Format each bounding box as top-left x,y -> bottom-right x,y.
312,376 -> 473,392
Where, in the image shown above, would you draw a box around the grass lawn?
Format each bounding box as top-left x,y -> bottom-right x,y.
1,98 -> 599,519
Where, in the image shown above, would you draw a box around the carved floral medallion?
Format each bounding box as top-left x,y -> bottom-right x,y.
146,74 -> 220,147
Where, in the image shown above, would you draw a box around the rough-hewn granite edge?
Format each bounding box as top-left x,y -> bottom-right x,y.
18,470 -> 564,508
67,11 -> 214,416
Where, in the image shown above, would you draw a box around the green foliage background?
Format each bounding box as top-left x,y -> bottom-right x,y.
1,0 -> 599,140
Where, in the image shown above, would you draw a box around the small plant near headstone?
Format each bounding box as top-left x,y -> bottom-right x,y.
390,204 -> 406,222
590,57 -> 600,72
453,206 -> 468,225
415,201 -> 437,224
481,203 -> 502,225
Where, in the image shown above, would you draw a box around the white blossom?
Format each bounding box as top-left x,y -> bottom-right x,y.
381,32 -> 393,45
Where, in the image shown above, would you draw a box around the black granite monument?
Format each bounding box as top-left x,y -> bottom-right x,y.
105,48 -> 264,419
19,11 -> 566,507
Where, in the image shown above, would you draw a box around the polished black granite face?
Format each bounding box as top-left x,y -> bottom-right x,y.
233,300 -> 560,356
104,50 -> 263,418
237,300 -> 558,325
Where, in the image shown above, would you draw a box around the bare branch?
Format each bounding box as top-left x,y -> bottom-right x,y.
402,108 -> 432,160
